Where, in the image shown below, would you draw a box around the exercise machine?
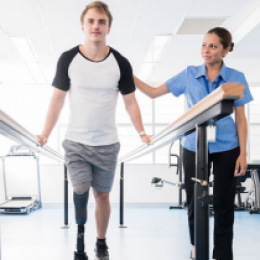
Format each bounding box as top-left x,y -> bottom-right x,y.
151,141 -> 186,209
233,163 -> 260,213
244,163 -> 260,214
0,145 -> 42,214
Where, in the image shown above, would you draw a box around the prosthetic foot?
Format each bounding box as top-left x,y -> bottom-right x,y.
74,225 -> 88,260
73,191 -> 89,260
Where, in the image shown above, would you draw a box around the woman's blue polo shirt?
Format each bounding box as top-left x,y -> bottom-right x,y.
165,63 -> 253,154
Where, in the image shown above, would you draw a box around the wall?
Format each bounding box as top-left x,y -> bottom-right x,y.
0,158 -> 256,208
0,162 -> 183,205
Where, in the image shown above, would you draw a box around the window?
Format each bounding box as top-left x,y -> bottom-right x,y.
0,84 -> 59,165
248,87 -> 260,163
0,84 -> 185,165
116,90 -> 185,164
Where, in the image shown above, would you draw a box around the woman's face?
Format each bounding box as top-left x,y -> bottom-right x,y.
201,33 -> 230,65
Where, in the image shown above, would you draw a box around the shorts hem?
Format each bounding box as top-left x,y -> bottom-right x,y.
92,183 -> 113,193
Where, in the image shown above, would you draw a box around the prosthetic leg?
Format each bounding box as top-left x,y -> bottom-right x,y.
74,190 -> 89,260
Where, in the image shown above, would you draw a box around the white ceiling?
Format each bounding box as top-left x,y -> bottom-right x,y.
0,0 -> 260,85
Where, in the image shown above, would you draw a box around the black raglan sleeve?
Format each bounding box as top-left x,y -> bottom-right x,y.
52,46 -> 79,91
111,49 -> 136,95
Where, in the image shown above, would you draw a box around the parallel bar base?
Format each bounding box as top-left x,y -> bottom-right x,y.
61,223 -> 71,229
169,203 -> 184,209
169,203 -> 186,209
119,224 -> 127,228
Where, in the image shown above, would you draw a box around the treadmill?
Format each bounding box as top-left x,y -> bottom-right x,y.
245,162 -> 260,214
0,145 -> 42,214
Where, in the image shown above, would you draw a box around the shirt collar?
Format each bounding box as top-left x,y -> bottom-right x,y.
195,64 -> 207,79
195,62 -> 227,82
219,62 -> 227,81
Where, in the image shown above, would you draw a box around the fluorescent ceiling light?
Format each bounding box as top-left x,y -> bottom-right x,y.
139,35 -> 171,81
177,18 -> 226,35
233,5 -> 260,44
10,37 -> 38,63
144,35 -> 171,63
10,37 -> 46,83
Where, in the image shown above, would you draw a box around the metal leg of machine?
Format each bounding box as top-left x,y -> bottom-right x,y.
169,141 -> 186,209
119,162 -> 127,228
36,155 -> 42,209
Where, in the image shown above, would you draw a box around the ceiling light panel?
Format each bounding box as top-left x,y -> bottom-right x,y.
139,35 -> 171,81
233,4 -> 260,44
177,18 -> 226,35
144,35 -> 171,63
10,37 -> 38,62
186,0 -> 245,17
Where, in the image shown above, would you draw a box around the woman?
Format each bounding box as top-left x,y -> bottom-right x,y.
134,27 -> 253,260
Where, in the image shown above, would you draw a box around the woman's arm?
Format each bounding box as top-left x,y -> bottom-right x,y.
134,76 -> 170,99
234,105 -> 248,176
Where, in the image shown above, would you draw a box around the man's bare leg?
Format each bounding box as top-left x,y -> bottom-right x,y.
93,189 -> 110,260
93,189 -> 110,239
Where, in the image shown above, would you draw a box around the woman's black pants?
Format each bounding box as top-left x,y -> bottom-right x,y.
183,146 -> 240,260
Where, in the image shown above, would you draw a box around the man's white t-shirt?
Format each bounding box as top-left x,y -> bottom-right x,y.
52,46 -> 135,146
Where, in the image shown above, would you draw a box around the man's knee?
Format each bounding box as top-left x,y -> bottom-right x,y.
93,190 -> 109,203
73,182 -> 91,225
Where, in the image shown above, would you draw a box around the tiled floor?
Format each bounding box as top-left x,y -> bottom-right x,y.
1,206 -> 260,260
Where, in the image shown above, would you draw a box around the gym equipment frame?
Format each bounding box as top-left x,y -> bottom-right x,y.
151,141 -> 186,209
0,145 -> 42,214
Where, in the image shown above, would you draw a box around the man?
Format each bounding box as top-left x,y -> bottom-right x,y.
37,1 -> 150,260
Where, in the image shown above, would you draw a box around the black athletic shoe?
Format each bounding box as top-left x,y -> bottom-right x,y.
74,251 -> 88,260
94,240 -> 109,260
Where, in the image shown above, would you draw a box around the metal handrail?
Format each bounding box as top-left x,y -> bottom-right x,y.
0,109 -> 64,163
119,83 -> 243,163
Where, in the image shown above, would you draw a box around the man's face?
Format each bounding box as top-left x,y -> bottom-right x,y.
82,8 -> 110,43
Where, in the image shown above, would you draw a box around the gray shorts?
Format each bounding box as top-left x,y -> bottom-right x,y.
62,139 -> 120,193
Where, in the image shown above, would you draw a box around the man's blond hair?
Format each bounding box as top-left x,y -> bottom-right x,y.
80,1 -> 113,27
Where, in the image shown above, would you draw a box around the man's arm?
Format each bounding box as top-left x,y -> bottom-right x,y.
37,88 -> 67,146
122,92 -> 151,145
